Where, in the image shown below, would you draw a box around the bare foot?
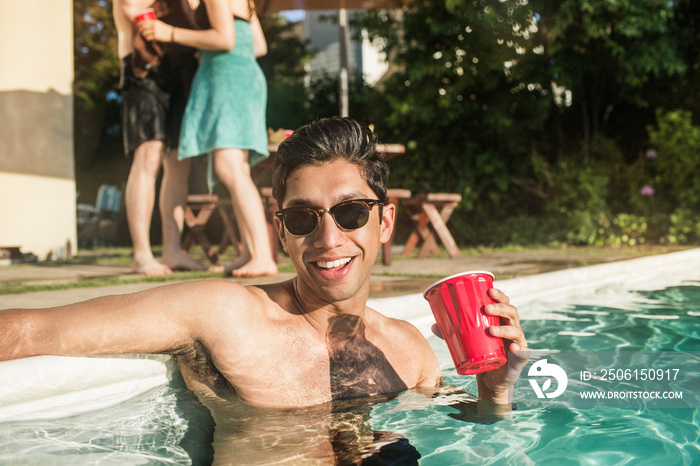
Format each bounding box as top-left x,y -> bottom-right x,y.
162,251 -> 208,272
224,254 -> 251,273
230,258 -> 278,278
133,257 -> 172,276
207,264 -> 226,273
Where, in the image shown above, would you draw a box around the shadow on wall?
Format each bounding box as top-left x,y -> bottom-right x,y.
0,88 -> 76,260
0,89 -> 73,180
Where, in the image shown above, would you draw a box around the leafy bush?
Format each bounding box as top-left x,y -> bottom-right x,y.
606,213 -> 648,247
647,110 -> 700,211
530,136 -> 623,245
662,208 -> 700,245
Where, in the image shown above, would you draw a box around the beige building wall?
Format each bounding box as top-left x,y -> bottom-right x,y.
0,0 -> 76,260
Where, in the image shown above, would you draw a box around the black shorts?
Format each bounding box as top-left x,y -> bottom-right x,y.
120,54 -> 197,157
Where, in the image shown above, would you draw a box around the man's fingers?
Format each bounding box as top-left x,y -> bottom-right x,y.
489,325 -> 527,348
484,302 -> 520,327
488,288 -> 510,305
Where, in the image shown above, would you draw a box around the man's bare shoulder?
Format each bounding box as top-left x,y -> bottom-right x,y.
364,307 -> 434,356
171,278 -> 296,353
177,278 -> 299,332
177,278 -> 294,313
365,307 -> 425,339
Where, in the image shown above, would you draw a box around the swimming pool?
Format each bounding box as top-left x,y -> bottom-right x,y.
1,249 -> 699,464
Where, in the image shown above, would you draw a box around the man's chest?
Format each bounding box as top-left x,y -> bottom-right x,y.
214,323 -> 411,408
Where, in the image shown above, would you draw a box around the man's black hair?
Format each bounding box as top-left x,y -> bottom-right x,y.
272,117 -> 389,206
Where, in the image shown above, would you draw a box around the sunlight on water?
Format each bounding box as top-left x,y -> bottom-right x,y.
0,382 -> 213,465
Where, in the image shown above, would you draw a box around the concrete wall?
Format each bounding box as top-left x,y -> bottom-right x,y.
0,0 -> 76,260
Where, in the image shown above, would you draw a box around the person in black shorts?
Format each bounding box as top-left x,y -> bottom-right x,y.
114,0 -> 205,275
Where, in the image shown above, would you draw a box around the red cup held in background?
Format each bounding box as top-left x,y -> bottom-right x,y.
135,8 -> 156,24
423,271 -> 506,375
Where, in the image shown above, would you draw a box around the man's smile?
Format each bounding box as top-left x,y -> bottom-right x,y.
310,256 -> 355,281
316,257 -> 352,269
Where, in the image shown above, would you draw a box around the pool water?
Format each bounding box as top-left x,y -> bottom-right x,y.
389,282 -> 700,465
0,378 -> 215,465
1,283 -> 699,465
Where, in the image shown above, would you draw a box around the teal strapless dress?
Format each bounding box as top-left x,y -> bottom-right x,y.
178,19 -> 268,167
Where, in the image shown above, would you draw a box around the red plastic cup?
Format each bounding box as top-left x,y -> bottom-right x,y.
423,271 -> 506,375
135,8 -> 156,23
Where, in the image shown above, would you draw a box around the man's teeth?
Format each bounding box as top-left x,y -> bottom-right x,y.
317,258 -> 352,269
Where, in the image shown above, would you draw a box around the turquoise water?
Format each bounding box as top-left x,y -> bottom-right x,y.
376,283 -> 700,465
1,284 -> 698,464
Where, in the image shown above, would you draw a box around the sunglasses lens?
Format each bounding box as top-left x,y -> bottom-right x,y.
334,201 -> 370,230
279,200 -> 378,236
284,209 -> 318,236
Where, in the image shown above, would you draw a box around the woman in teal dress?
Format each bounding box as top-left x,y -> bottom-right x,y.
139,0 -> 277,277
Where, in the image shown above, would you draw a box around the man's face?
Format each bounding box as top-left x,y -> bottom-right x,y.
276,160 -> 395,305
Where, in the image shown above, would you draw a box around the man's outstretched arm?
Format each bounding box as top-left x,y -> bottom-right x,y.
0,280 -> 242,362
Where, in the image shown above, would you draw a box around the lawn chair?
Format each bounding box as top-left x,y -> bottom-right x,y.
76,184 -> 123,248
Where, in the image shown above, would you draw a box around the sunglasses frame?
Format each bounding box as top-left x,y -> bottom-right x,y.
275,199 -> 384,237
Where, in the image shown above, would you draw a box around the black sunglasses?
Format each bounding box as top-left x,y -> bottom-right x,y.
275,199 -> 384,237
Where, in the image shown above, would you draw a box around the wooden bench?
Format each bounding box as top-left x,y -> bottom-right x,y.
402,193 -> 462,259
182,194 -> 221,263
183,192 -> 283,264
382,188 -> 412,265
259,187 -> 280,262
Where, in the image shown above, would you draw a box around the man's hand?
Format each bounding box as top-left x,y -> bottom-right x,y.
431,288 -> 530,406
476,288 -> 529,405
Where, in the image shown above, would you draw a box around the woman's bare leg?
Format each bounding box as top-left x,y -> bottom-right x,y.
160,152 -> 207,271
214,148 -> 277,277
125,140 -> 172,276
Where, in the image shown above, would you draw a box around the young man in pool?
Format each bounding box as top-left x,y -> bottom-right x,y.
0,117 -> 528,409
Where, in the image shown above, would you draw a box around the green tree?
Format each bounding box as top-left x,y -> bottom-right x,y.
528,0 -> 692,244
645,0 -> 700,120
534,0 -> 684,149
360,0 -> 700,246
258,14 -> 314,130
647,109 -> 700,210
260,13 -> 384,131
73,0 -> 121,167
363,0 -> 549,243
